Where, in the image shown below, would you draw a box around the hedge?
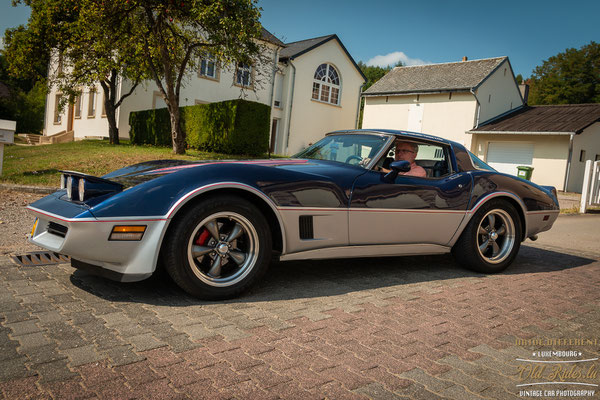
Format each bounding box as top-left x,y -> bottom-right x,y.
129,99 -> 270,156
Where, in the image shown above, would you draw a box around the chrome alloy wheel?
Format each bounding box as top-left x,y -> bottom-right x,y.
186,212 -> 259,287
476,209 -> 516,264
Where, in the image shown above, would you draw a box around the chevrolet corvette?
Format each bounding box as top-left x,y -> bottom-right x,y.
28,130 -> 559,299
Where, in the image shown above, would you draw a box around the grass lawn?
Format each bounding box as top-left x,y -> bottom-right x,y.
1,140 -> 264,187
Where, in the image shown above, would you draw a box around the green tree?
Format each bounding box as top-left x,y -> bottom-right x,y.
123,0 -> 265,154
515,74 -> 523,85
4,0 -> 148,144
528,41 -> 600,105
357,61 -> 400,91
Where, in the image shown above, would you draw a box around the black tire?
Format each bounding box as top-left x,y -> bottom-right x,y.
452,199 -> 522,273
162,195 -> 272,299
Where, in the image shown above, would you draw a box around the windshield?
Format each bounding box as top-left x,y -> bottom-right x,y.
293,134 -> 388,168
468,151 -> 496,171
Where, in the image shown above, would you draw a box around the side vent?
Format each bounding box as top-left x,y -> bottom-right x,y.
299,215 -> 314,240
47,222 -> 68,238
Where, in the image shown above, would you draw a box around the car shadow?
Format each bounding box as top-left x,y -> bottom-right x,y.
69,245 -> 597,306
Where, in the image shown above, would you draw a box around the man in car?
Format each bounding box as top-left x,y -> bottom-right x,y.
380,141 -> 427,177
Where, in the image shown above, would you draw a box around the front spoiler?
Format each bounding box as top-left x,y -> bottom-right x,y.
28,205 -> 169,280
71,259 -> 152,282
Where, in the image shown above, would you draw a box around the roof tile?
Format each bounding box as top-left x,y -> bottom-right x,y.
364,57 -> 507,95
471,104 -> 600,134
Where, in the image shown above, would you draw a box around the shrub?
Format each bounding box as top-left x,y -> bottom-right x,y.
129,99 -> 270,156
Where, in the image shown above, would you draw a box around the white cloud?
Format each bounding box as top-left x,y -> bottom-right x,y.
366,51 -> 429,68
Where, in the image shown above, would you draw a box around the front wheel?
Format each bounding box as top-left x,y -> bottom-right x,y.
452,199 -> 522,273
162,195 -> 272,299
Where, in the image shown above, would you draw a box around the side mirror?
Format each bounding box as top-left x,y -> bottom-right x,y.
384,160 -> 411,181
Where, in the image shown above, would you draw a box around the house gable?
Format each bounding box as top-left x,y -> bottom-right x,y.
280,34 -> 366,83
474,58 -> 524,125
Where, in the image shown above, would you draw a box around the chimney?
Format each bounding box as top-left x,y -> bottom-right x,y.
519,83 -> 529,104
462,56 -> 468,62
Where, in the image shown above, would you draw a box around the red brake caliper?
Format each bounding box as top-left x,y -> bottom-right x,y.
195,228 -> 211,245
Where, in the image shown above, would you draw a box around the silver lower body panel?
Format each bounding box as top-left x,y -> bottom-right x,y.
279,243 -> 450,261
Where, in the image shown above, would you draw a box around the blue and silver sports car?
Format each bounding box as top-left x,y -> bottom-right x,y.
28,130 -> 559,299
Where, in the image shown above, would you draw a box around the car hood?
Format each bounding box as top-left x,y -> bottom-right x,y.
102,158 -> 361,188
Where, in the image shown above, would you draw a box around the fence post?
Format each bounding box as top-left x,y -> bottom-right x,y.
592,161 -> 600,205
580,160 -> 592,214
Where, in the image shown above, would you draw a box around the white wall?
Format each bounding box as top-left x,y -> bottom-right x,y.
45,83 -> 111,139
362,92 -> 477,147
472,133 -> 571,190
568,123 -> 600,193
284,39 -> 365,155
475,59 -> 524,124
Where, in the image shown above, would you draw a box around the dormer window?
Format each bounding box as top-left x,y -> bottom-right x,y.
312,63 -> 341,105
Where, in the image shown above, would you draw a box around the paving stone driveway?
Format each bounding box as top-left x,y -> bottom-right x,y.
1,223 -> 599,399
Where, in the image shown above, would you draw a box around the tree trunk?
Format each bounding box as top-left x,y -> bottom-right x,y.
169,104 -> 185,154
105,102 -> 119,145
100,77 -> 119,145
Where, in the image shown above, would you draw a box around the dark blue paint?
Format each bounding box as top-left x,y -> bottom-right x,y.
30,191 -> 95,219
350,169 -> 473,210
28,130 -> 558,222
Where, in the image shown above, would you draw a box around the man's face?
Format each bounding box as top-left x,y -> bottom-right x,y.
395,142 -> 417,163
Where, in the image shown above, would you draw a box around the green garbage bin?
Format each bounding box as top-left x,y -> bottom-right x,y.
516,166 -> 534,180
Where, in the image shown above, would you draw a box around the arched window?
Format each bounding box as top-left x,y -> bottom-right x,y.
312,63 -> 340,105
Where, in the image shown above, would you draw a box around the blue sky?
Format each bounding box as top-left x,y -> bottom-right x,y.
2,0 -> 598,77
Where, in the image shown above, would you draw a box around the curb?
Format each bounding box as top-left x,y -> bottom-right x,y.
0,183 -> 57,194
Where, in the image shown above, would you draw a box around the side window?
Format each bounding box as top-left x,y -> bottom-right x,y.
413,143 -> 452,178
375,140 -> 452,178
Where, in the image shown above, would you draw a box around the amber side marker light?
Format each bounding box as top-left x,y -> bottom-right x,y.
30,218 -> 39,237
109,225 -> 147,241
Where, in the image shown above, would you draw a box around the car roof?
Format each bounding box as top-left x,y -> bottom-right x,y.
327,129 -> 459,147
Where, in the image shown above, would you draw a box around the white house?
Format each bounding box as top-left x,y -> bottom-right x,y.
44,30 -> 366,155
362,57 -> 524,150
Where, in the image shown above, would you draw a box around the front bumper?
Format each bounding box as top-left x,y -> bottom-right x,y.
28,206 -> 168,282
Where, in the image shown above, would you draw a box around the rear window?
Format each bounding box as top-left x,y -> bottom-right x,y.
468,151 -> 496,171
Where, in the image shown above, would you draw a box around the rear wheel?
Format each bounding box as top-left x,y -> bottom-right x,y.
162,195 -> 272,299
452,199 -> 521,273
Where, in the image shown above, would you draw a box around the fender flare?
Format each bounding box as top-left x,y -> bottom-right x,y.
163,182 -> 288,254
448,191 -> 528,247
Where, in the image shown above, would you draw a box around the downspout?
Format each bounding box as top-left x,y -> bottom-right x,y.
470,87 -> 481,152
267,47 -> 280,158
355,84 -> 366,129
563,133 -> 575,192
115,75 -> 122,139
470,87 -> 481,128
42,55 -> 53,136
284,60 -> 296,155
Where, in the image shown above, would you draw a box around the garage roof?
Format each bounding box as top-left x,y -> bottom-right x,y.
470,104 -> 600,135
363,57 -> 507,95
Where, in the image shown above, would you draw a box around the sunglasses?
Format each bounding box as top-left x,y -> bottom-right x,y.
396,149 -> 415,154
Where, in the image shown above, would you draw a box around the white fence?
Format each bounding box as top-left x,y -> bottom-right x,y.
580,160 -> 600,213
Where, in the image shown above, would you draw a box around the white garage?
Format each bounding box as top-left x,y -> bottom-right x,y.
486,142 -> 534,176
469,104 -> 600,193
